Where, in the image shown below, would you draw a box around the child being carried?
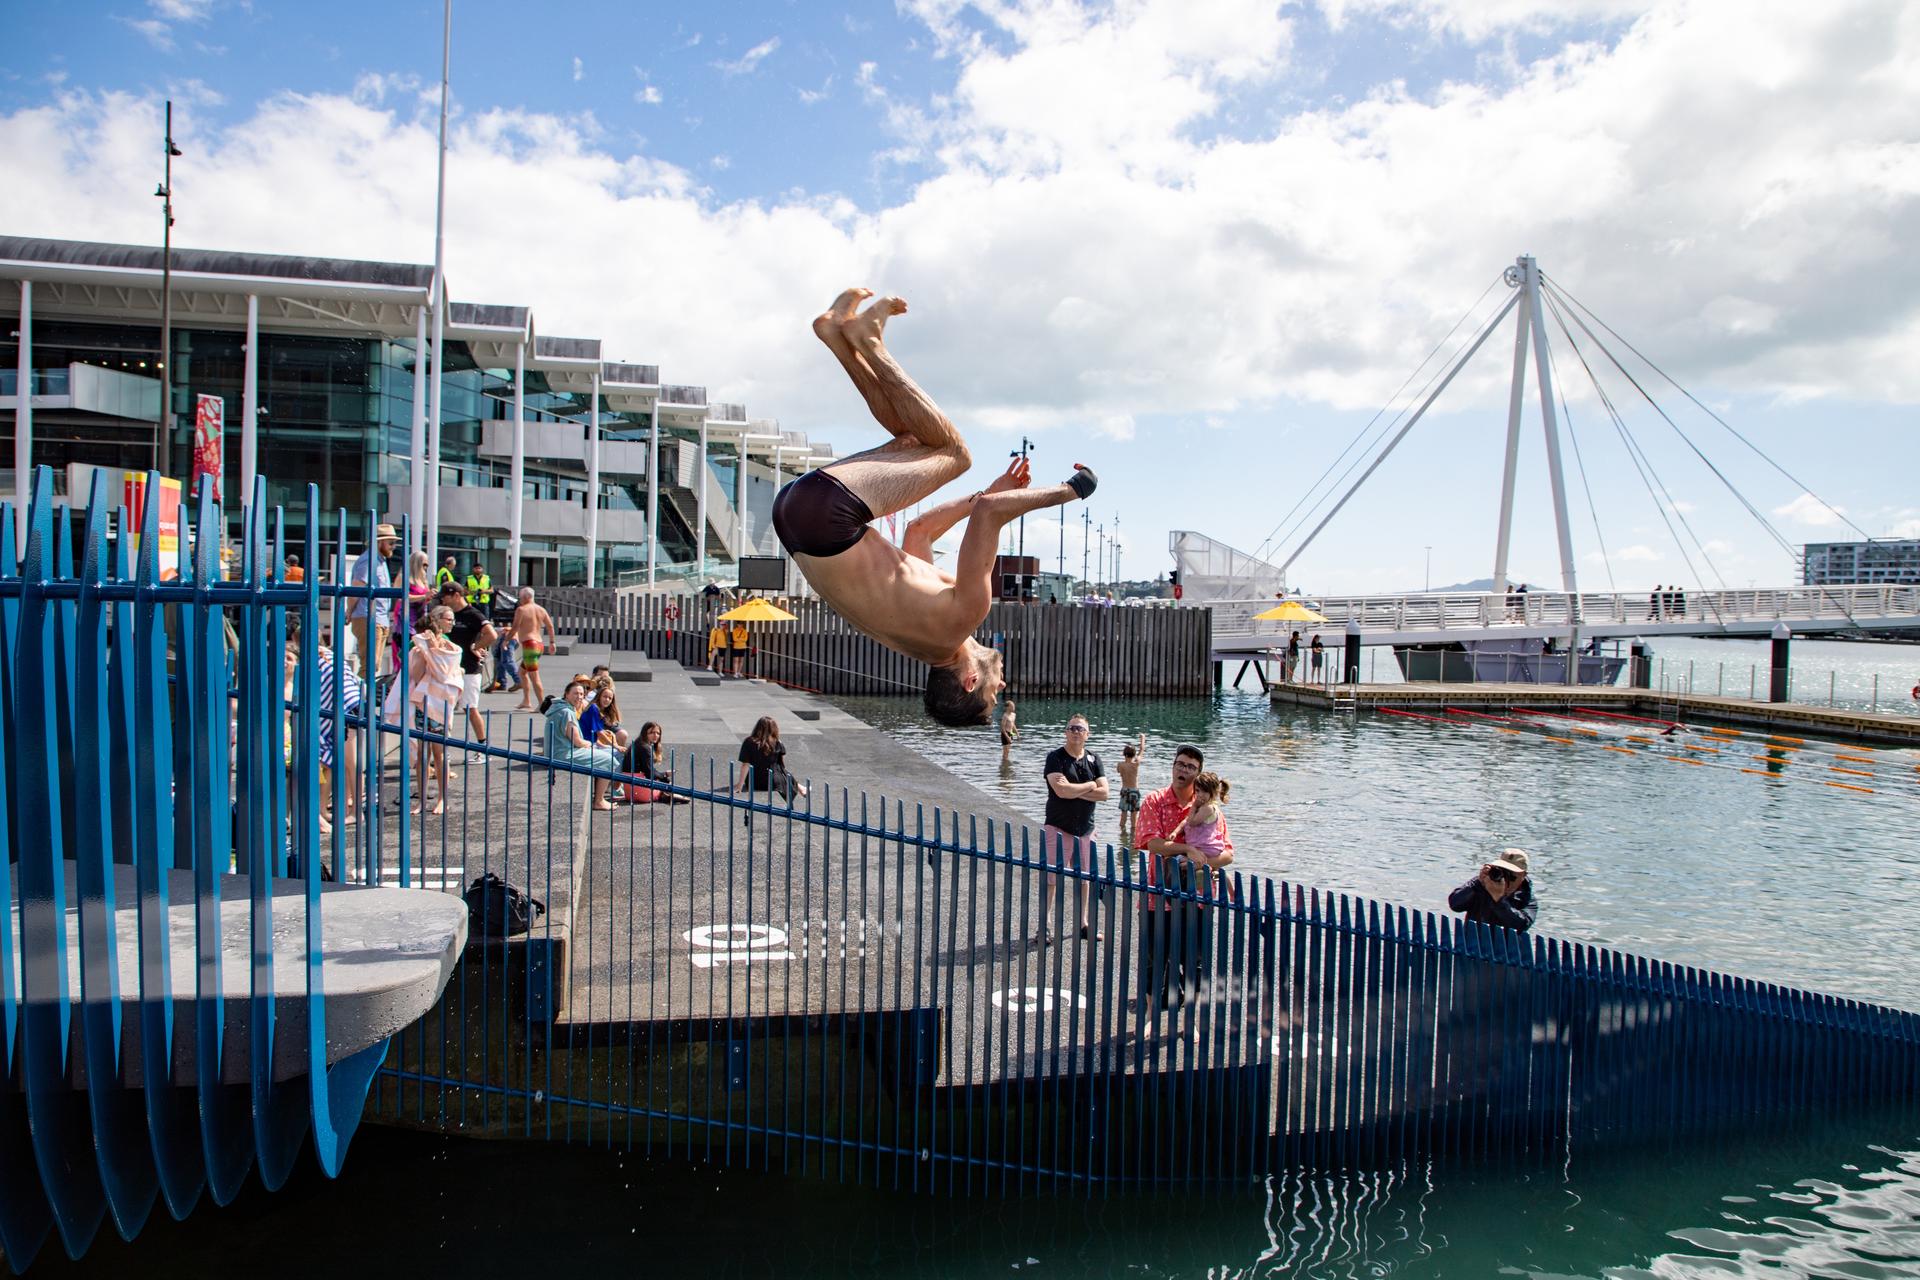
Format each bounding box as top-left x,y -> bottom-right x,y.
1168,770 -> 1231,886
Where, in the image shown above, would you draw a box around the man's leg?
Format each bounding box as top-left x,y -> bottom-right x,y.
809,290 -> 972,522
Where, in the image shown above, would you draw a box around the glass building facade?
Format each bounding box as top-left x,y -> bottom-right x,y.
3,235 -> 827,589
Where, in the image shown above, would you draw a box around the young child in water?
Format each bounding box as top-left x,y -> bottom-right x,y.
999,696 -> 1019,763
1115,733 -> 1146,844
1169,770 -> 1231,883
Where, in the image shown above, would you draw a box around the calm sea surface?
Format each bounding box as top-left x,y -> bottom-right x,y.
44,648 -> 1920,1279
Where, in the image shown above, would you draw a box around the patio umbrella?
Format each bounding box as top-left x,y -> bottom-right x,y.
717,599 -> 798,623
715,597 -> 798,679
1252,600 -> 1329,623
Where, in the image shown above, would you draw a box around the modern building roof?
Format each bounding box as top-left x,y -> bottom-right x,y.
0,233 -> 825,455
0,235 -> 434,289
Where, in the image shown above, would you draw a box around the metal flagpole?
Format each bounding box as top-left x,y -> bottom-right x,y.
155,100 -> 181,474
424,0 -> 452,570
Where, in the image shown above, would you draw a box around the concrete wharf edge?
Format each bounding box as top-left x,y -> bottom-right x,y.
1269,681 -> 1920,746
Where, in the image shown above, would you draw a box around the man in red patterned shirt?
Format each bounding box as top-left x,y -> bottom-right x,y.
1134,744 -> 1234,1011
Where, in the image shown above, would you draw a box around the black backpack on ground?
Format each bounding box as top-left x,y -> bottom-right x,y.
463,872 -> 545,937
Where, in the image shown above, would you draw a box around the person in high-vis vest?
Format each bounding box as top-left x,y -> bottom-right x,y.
436,555 -> 458,591
466,563 -> 493,609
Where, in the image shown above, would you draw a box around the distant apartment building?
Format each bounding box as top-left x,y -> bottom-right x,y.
1801,539 -> 1920,586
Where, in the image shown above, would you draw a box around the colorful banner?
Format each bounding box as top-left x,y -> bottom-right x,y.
122,472 -> 182,572
191,393 -> 224,503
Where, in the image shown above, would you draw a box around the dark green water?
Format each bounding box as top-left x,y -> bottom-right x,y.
40,1120 -> 1920,1278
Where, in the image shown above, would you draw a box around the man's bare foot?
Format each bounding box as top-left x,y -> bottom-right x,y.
840,295 -> 907,351
812,286 -> 873,347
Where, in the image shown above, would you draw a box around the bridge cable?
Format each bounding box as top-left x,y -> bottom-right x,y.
1534,295 -> 1618,594
1543,283 -> 1872,635
1252,272 -> 1508,564
1253,272 -> 1506,563
1269,285 -> 1524,573
1543,277 -> 1803,564
1541,274 -> 1870,540
1540,288 -> 1731,611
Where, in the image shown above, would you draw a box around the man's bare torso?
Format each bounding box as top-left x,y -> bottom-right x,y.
512,603 -> 552,645
792,532 -> 981,666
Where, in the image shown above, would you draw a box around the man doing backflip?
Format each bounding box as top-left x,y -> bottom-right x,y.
775,289 -> 1097,726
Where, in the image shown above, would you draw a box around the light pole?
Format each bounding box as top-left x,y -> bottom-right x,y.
1011,435 -> 1033,559
1424,545 -> 1432,592
154,100 -> 182,473
1080,507 -> 1091,595
1112,511 -> 1121,596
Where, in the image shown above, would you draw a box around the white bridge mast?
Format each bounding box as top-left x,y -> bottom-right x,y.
1281,254 -> 1582,615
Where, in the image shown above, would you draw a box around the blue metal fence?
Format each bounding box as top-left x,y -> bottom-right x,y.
372,749 -> 1920,1190
0,470 -> 434,1271
6,476 -> 1920,1271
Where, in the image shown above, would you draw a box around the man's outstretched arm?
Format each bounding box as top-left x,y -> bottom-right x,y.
901,455 -> 1030,563
951,465 -> 1094,613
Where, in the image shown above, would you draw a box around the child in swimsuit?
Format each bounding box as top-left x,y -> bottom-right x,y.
1169,770 -> 1230,886
998,697 -> 1019,763
1115,733 -> 1145,843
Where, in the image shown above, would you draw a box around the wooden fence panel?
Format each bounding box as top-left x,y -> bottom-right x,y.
537,589 -> 1213,697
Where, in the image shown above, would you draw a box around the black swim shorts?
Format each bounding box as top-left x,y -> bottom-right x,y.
772,469 -> 875,559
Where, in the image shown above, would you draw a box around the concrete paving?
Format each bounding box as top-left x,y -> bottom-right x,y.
346,651 -> 1255,1086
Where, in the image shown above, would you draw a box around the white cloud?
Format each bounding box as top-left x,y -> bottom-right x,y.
1613,544 -> 1662,563
1320,0 -> 1648,41
634,84 -> 662,106
713,37 -> 781,78
6,0 -> 1920,462
1772,492 -> 1848,527
121,17 -> 176,50
150,0 -> 213,19
572,56 -> 584,82
710,154 -> 730,171
798,76 -> 835,106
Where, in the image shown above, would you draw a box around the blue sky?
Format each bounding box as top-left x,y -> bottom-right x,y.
4,0 -> 1916,592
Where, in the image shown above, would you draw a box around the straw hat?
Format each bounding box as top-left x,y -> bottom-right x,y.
1488,848 -> 1531,877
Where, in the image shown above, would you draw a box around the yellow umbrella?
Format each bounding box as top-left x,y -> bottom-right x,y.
717,598 -> 798,623
1253,600 -> 1329,623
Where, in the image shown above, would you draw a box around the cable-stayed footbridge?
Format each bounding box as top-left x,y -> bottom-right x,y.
1200,254 -> 1920,667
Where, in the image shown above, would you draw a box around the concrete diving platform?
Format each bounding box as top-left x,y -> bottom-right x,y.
8,862 -> 469,1084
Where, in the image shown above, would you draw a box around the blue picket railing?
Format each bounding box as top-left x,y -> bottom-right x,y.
0,468 -> 455,1271
6,469 -> 1920,1271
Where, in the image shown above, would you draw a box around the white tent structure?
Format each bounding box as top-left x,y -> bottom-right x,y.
1169,529 -> 1287,603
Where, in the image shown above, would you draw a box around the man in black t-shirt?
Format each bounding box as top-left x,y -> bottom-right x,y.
1040,713 -> 1108,944
440,582 -> 497,745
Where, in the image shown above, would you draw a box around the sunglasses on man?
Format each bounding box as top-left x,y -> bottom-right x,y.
1486,866 -> 1518,885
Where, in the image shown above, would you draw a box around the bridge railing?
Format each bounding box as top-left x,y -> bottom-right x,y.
1212,585 -> 1920,640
